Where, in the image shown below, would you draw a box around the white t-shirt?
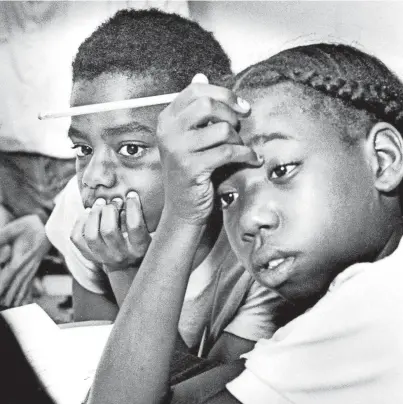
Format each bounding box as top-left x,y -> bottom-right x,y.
47,176 -> 280,349
227,237 -> 403,404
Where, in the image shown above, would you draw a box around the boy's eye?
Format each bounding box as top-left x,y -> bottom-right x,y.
219,192 -> 239,210
72,145 -> 92,157
270,163 -> 298,179
118,144 -> 146,157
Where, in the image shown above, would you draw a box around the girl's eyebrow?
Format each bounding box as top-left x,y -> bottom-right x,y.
246,132 -> 293,147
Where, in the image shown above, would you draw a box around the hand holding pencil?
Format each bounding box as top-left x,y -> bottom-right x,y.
155,73 -> 261,226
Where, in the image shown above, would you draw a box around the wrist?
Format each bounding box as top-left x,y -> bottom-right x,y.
162,201 -> 212,228
159,206 -> 207,236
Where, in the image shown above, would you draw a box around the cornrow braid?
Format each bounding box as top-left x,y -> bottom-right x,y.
234,43 -> 403,134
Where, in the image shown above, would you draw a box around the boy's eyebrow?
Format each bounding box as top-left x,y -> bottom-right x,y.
67,126 -> 83,139
246,132 -> 293,147
104,122 -> 153,137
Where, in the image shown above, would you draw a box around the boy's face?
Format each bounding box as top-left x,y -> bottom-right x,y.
218,83 -> 388,302
69,73 -> 167,232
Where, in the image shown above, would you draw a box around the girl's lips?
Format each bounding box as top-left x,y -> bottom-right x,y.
252,256 -> 296,288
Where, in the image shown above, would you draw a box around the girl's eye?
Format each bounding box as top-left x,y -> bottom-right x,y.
219,192 -> 239,210
270,163 -> 298,179
72,145 -> 92,157
118,144 -> 146,157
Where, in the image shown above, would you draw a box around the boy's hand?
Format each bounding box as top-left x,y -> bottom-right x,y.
156,75 -> 261,226
70,192 -> 151,273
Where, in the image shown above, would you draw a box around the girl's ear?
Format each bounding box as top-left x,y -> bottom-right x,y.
366,122 -> 403,193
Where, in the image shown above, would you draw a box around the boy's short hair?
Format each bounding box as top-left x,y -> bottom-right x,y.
72,8 -> 232,89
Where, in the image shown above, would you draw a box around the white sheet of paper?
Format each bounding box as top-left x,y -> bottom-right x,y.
1,304 -> 113,404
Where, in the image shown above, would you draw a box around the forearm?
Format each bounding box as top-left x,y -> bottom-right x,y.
88,209 -> 205,404
104,266 -> 139,307
72,280 -> 118,322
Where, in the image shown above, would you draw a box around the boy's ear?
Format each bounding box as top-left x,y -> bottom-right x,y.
367,122 -> 403,192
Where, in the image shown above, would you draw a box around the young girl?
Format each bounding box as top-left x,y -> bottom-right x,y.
88,43 -> 403,403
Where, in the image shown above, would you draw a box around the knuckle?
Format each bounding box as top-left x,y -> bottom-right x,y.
197,96 -> 213,113
127,221 -> 140,232
27,214 -> 42,226
217,121 -> 232,137
100,226 -> 115,239
113,255 -> 125,264
187,83 -> 201,98
222,144 -> 235,160
85,231 -> 98,245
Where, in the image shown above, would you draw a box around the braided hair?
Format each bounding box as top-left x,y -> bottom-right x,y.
233,44 -> 403,139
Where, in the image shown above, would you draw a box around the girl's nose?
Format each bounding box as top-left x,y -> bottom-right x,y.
239,187 -> 280,242
82,149 -> 116,189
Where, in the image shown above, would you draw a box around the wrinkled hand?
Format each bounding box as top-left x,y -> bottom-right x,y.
0,215 -> 50,307
70,192 -> 151,273
156,74 -> 262,226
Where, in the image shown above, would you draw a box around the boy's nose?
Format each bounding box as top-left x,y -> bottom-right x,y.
82,150 -> 116,189
239,189 -> 280,242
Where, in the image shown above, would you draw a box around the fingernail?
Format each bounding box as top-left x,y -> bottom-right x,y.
253,152 -> 264,166
236,97 -> 250,113
126,191 -> 139,199
111,197 -> 124,208
94,198 -> 106,206
191,73 -> 209,84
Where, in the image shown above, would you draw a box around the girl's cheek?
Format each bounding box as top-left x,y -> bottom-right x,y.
224,214 -> 240,245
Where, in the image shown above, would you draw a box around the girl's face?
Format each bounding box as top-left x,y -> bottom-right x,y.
69,73 -> 167,232
217,83 -> 387,303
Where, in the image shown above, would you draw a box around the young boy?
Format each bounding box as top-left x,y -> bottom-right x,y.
46,9 -> 285,361
88,44 -> 403,403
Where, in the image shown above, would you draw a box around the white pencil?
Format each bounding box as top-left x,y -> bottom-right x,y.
38,73 -> 209,120
38,92 -> 179,120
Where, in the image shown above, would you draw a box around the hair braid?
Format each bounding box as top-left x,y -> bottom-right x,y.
234,44 -> 403,134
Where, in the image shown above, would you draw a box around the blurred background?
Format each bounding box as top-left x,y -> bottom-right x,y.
1,0 -> 402,320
